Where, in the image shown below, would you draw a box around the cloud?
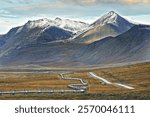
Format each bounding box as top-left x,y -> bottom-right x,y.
6,0 -> 65,11
0,9 -> 17,18
0,14 -> 17,18
61,0 -> 150,5
0,10 -> 10,14
4,0 -> 30,4
0,20 -> 15,34
61,0 -> 97,5
4,0 -> 13,4
123,0 -> 150,4
75,0 -> 97,5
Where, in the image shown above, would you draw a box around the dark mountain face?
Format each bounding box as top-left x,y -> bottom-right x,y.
0,25 -> 73,49
37,26 -> 73,43
0,25 -> 149,67
0,27 -> 20,47
0,39 -> 5,47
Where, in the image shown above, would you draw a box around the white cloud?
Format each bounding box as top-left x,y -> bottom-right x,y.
0,10 -> 10,14
62,0 -> 150,5
0,9 -> 17,18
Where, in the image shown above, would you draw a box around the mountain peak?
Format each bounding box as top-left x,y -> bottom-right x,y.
24,18 -> 56,29
104,11 -> 119,18
74,11 -> 134,44
107,11 -> 118,16
91,11 -> 121,26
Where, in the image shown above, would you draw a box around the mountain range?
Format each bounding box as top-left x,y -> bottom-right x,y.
0,11 -> 149,68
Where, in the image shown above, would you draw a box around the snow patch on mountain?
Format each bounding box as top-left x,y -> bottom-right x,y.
24,18 -> 56,29
55,17 -> 89,33
23,17 -> 89,33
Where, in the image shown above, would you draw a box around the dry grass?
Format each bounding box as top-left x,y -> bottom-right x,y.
0,73 -> 80,92
95,62 -> 150,91
0,62 -> 149,100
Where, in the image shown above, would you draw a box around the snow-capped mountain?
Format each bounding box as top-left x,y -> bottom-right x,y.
73,11 -> 134,44
0,17 -> 88,43
0,18 -> 88,56
91,11 -> 132,28
37,26 -> 73,43
23,18 -> 89,33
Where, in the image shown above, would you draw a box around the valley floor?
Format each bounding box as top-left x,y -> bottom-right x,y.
0,62 -> 149,100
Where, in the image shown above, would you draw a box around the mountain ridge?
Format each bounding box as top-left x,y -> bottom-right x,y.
0,24 -> 150,67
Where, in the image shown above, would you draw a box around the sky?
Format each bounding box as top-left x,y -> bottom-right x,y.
0,0 -> 150,34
